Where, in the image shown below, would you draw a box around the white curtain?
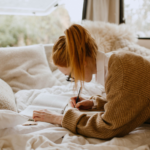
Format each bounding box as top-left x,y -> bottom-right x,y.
85,0 -> 120,24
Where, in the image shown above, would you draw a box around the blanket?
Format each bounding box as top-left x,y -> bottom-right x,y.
0,62 -> 150,150
0,116 -> 150,150
1,21 -> 150,150
10,72 -> 150,150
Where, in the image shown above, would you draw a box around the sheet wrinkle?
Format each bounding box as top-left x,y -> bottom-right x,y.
1,125 -> 150,150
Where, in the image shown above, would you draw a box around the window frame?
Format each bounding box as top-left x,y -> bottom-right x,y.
82,0 -> 88,20
119,0 -> 150,39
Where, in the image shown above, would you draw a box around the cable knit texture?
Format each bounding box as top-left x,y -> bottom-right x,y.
0,79 -> 17,112
62,50 -> 150,140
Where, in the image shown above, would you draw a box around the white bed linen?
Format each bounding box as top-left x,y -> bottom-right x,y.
0,120 -> 150,150
0,110 -> 28,129
0,69 -> 150,150
15,75 -> 105,113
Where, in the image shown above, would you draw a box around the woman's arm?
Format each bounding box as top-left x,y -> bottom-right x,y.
33,109 -> 63,125
32,95 -> 107,125
61,54 -> 150,140
62,90 -> 150,140
68,95 -> 107,111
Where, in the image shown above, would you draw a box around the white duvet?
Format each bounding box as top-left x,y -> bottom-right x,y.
0,116 -> 150,150
1,70 -> 150,150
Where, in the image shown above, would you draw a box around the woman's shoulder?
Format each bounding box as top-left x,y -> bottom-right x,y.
108,50 -> 143,66
109,50 -> 135,57
110,49 -> 143,59
105,51 -> 136,93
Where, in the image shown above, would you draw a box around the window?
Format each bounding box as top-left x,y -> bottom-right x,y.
0,0 -> 83,47
120,0 -> 150,38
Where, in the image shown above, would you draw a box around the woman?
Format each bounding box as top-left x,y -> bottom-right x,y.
33,24 -> 150,140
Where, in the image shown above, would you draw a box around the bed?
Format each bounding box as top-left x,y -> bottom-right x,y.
1,70 -> 150,150
1,21 -> 150,150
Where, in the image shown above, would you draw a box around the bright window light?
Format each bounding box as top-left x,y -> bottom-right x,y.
0,0 -> 59,16
0,0 -> 84,47
62,0 -> 83,22
124,0 -> 150,38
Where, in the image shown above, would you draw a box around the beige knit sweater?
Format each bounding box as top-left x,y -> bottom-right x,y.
62,50 -> 150,140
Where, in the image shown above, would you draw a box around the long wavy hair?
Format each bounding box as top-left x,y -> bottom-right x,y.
52,24 -> 98,89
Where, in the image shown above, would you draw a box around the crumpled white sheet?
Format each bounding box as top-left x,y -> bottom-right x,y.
0,122 -> 150,150
1,69 -> 150,150
15,81 -> 105,113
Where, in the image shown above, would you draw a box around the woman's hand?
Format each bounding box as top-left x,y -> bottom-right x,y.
69,96 -> 94,110
33,109 -> 63,125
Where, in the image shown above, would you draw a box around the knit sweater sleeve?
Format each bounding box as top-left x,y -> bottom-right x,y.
62,53 -> 150,140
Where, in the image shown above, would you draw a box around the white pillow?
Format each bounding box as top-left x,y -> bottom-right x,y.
0,44 -> 61,93
0,79 -> 17,112
0,110 -> 28,129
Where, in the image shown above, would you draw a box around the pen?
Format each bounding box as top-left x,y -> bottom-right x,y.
76,87 -> 81,103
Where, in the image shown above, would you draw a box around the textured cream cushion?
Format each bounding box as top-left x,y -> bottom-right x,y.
0,79 -> 17,112
81,20 -> 150,57
0,44 -> 61,93
81,20 -> 137,53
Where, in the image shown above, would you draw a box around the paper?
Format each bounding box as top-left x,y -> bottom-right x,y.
20,94 -> 70,118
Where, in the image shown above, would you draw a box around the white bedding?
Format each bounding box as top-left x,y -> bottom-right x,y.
1,69 -> 150,150
0,118 -> 150,150
15,69 -> 105,113
1,21 -> 150,149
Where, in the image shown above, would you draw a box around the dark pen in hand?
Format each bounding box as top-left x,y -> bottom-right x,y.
76,87 -> 81,104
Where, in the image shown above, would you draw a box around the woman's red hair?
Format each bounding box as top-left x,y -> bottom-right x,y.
52,24 -> 98,89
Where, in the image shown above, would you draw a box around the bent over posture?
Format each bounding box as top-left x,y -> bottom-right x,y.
33,24 -> 150,140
